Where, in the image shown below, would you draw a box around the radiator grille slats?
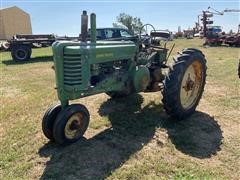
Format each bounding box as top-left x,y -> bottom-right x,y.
64,64 -> 82,68
63,54 -> 82,86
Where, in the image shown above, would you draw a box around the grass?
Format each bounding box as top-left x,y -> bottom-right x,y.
0,38 -> 239,179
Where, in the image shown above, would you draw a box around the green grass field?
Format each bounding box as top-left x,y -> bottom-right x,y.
0,38 -> 239,179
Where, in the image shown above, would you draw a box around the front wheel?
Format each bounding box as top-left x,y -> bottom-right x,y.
42,104 -> 62,141
53,104 -> 90,145
162,49 -> 207,119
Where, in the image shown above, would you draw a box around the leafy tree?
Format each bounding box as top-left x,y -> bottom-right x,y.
113,13 -> 144,34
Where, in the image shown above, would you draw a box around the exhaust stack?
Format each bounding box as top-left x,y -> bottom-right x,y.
81,10 -> 88,42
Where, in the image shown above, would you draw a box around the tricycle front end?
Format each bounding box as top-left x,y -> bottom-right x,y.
42,11 -> 207,145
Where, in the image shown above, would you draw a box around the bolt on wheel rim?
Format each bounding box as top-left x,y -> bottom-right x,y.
64,112 -> 84,139
180,60 -> 203,110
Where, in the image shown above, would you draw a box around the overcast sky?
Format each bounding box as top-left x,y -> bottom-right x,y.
1,0 -> 239,36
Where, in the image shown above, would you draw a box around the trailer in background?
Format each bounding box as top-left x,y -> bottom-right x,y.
3,34 -> 79,61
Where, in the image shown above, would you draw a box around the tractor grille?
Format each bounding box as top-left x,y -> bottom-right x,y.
63,54 -> 82,86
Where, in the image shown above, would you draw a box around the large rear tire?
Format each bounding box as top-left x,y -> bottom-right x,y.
162,49 -> 207,119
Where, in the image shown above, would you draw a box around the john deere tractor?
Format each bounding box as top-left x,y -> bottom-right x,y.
42,11 -> 207,145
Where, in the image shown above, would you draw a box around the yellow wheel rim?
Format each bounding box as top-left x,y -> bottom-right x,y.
180,60 -> 203,110
64,112 -> 84,139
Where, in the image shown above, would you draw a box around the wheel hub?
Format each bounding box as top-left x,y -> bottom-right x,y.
69,120 -> 81,130
16,50 -> 27,59
64,113 -> 84,139
180,60 -> 203,109
183,74 -> 195,92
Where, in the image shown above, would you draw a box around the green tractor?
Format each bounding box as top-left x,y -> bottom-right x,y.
42,11 -> 207,145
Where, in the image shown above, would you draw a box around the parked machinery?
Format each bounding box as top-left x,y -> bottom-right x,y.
42,11 -> 207,145
224,33 -> 240,47
6,34 -> 80,61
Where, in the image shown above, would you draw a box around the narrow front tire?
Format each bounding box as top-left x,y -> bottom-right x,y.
42,104 -> 62,141
53,104 -> 90,145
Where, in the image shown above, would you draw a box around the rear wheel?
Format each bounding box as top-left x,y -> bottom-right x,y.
53,104 -> 90,145
182,48 -> 203,55
162,49 -> 207,119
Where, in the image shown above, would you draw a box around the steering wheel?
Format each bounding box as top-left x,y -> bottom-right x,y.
139,23 -> 156,45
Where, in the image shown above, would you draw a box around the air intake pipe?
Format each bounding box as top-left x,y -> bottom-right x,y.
90,13 -> 96,43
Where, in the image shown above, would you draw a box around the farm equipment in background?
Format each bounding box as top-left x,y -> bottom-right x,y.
4,34 -> 79,61
150,30 -> 173,44
204,25 -> 240,47
42,11 -> 207,145
9,34 -> 55,61
174,31 -> 183,38
205,32 -> 240,47
0,41 -> 10,51
224,33 -> 240,47
183,30 -> 194,39
205,32 -> 224,46
200,7 -> 240,47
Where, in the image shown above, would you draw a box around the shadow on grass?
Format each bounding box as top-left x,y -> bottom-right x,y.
2,56 -> 53,65
38,94 -> 222,179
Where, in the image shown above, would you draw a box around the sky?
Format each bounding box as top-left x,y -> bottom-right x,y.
1,0 -> 239,36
